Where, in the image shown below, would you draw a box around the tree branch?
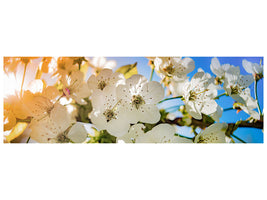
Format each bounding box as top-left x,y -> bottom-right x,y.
163,117 -> 263,129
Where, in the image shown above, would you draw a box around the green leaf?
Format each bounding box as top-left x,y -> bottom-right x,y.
116,62 -> 138,79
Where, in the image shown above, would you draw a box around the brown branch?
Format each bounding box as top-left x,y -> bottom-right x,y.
164,118 -> 263,129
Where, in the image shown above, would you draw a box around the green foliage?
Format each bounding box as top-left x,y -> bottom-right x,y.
76,99 -> 93,123
116,62 -> 138,79
88,129 -> 116,143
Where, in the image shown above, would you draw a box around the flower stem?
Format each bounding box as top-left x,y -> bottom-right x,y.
149,66 -> 155,81
215,92 -> 227,99
26,136 -> 31,143
231,134 -> 246,143
177,135 -> 193,140
158,96 -> 183,104
223,107 -> 234,112
254,80 -> 262,116
20,63 -> 27,97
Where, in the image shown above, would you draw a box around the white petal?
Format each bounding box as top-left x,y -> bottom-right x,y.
107,117 -> 130,137
50,103 -> 71,133
42,86 -> 60,101
137,104 -> 161,123
195,123 -> 227,143
186,101 -> 202,120
141,81 -> 164,104
67,123 -> 88,143
237,75 -> 254,88
90,110 -> 108,131
242,59 -> 255,74
210,57 -> 222,77
104,60 -> 117,69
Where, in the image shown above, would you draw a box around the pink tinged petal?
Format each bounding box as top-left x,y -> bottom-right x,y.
137,104 -> 161,124
141,81 -> 164,104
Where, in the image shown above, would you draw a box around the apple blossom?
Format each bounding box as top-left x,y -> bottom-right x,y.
183,71 -> 222,121
87,69 -> 125,93
116,74 -> 164,124
153,57 -> 195,80
242,59 -> 263,78
90,89 -> 131,137
61,70 -> 91,105
224,66 -> 254,104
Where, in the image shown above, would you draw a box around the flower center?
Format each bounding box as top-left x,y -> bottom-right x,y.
132,95 -> 145,109
163,65 -> 175,75
188,89 -> 209,101
56,133 -> 70,143
98,81 -> 107,90
230,85 -> 241,95
103,109 -> 116,122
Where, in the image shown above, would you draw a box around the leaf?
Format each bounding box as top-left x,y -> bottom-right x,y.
5,122 -> 28,143
116,62 -> 138,79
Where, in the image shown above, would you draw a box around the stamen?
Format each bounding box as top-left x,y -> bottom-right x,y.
132,95 -> 145,109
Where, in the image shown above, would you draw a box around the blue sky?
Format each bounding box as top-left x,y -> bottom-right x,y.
105,57 -> 264,143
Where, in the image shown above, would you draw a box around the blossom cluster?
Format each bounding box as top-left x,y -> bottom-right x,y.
3,57 -> 263,143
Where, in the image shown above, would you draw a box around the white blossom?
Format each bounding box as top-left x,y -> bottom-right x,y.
237,88 -> 260,120
88,57 -> 117,75
194,123 -> 228,143
87,69 -> 125,93
62,71 -> 91,105
242,59 -> 263,76
224,66 -> 254,104
183,71 -> 222,121
153,57 -> 195,80
210,57 -> 235,79
89,89 -> 130,137
29,103 -> 71,143
116,74 -> 164,124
